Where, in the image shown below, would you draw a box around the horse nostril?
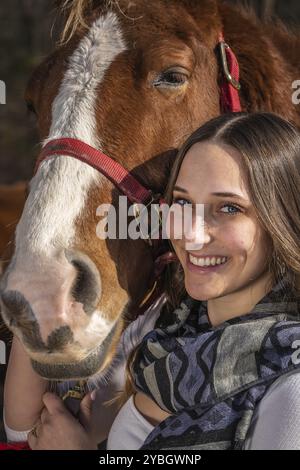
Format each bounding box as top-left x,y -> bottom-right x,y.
0,290 -> 45,350
68,254 -> 101,315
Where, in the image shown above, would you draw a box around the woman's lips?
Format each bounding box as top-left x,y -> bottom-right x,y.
185,253 -> 229,274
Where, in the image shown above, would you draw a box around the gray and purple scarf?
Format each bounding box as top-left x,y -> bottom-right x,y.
132,276 -> 300,450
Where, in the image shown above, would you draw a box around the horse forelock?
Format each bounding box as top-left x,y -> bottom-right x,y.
57,0 -> 140,46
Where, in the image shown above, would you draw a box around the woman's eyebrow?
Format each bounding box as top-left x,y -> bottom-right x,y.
173,186 -> 188,193
211,192 -> 248,201
173,188 -> 248,201
173,188 -> 249,205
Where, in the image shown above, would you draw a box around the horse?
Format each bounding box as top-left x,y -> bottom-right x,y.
0,0 -> 299,382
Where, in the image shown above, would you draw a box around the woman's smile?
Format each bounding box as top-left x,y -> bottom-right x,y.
186,252 -> 229,274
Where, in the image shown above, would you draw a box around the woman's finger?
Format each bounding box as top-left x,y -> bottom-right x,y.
42,392 -> 65,415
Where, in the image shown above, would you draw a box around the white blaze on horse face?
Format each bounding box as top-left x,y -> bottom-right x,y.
15,12 -> 126,256
4,13 -> 126,344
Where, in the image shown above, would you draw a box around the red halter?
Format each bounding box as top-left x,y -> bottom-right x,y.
34,137 -> 153,205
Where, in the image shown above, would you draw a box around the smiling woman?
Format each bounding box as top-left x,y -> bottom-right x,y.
116,111 -> 300,450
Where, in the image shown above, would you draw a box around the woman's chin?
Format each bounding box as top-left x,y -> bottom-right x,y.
185,281 -> 222,301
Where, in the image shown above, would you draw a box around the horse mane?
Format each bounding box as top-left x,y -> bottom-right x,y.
56,0 -> 121,43
56,0 -> 93,43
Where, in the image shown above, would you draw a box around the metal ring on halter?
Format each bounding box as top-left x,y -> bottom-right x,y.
219,40 -> 241,90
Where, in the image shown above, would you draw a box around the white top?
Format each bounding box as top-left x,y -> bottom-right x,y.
106,395 -> 154,450
4,297 -> 300,450
243,369 -> 300,450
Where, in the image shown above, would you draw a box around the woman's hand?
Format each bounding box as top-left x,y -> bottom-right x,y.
4,336 -> 48,431
28,392 -> 97,450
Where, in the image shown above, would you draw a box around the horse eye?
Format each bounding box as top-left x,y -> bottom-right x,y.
154,68 -> 189,88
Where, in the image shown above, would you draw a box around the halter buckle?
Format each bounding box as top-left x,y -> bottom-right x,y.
219,40 -> 241,91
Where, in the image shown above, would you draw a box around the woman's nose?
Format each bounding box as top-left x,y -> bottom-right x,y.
184,212 -> 212,251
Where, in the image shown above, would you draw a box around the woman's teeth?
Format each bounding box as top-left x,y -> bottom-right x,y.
188,254 -> 228,267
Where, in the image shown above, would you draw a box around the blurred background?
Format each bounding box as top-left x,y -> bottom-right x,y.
0,0 -> 300,442
0,1 -> 58,184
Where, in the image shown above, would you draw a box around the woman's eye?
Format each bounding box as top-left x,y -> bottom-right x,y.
172,198 -> 191,207
219,204 -> 242,215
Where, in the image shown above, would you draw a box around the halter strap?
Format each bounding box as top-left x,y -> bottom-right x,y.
34,138 -> 153,205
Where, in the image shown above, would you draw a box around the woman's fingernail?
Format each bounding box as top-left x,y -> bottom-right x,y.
90,390 -> 96,401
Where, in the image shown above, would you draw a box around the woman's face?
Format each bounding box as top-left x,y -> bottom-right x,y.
169,140 -> 271,301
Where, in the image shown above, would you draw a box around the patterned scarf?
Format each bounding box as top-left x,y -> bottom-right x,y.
132,276 -> 300,450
